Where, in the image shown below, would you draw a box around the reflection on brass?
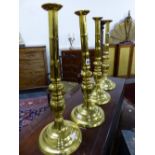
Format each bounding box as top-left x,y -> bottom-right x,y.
100,20 -> 116,90
91,17 -> 111,105
39,3 -> 82,155
71,10 -> 105,128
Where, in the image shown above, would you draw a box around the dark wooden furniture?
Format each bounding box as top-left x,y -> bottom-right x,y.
61,44 -> 135,82
20,77 -> 125,155
19,46 -> 48,90
61,49 -> 82,82
124,78 -> 135,104
61,49 -> 96,82
116,130 -> 135,155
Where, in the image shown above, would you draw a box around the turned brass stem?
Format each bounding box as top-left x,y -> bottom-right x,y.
102,20 -> 112,77
100,19 -> 116,91
42,3 -> 64,127
42,3 -> 62,81
75,10 -> 94,107
75,10 -> 93,105
93,17 -> 102,81
75,10 -> 90,71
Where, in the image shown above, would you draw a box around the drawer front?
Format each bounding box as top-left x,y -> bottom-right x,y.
19,46 -> 48,90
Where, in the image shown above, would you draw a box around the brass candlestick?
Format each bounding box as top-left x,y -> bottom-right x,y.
39,3 -> 82,155
91,17 -> 111,105
71,10 -> 105,128
100,20 -> 116,90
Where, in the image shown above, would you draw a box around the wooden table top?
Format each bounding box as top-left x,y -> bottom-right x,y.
20,77 -> 125,155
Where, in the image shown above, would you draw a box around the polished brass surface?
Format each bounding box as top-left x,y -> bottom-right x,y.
101,20 -> 116,91
71,10 -> 105,128
91,17 -> 111,105
39,3 -> 82,155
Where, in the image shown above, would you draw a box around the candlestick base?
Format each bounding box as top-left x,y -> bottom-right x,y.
101,77 -> 116,91
71,103 -> 105,128
90,84 -> 111,105
39,120 -> 82,155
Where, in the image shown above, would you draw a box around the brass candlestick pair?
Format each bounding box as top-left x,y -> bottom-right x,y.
90,17 -> 111,105
71,11 -> 105,128
39,3 -> 116,155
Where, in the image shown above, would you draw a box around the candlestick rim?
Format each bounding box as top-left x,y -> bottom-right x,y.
101,19 -> 112,23
75,10 -> 90,16
42,3 -> 62,11
93,17 -> 102,20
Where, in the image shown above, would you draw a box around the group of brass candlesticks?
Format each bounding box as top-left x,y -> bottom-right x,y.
39,3 -> 116,155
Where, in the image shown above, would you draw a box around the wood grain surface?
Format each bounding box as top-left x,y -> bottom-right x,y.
19,77 -> 125,155
19,46 -> 48,90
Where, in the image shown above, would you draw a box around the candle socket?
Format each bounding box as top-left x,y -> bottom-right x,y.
38,3 -> 82,155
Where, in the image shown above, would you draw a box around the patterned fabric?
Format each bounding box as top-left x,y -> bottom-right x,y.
19,95 -> 49,131
19,82 -> 79,131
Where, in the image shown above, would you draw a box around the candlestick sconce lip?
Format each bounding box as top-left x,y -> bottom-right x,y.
75,10 -> 90,16
102,19 -> 112,23
42,3 -> 63,11
93,17 -> 102,20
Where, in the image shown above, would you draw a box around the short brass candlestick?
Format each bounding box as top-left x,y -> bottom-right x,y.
100,20 -> 116,90
39,3 -> 82,155
71,10 -> 105,128
91,17 -> 111,105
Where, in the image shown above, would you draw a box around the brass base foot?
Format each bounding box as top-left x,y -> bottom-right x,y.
39,120 -> 82,155
91,85 -> 111,105
71,103 -> 105,128
101,78 -> 116,91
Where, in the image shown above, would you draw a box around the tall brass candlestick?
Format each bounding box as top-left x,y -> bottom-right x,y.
71,10 -> 105,128
100,20 -> 116,90
39,3 -> 82,155
91,17 -> 111,105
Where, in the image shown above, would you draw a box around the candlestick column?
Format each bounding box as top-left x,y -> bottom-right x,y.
38,3 -> 82,155
100,20 -> 116,90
